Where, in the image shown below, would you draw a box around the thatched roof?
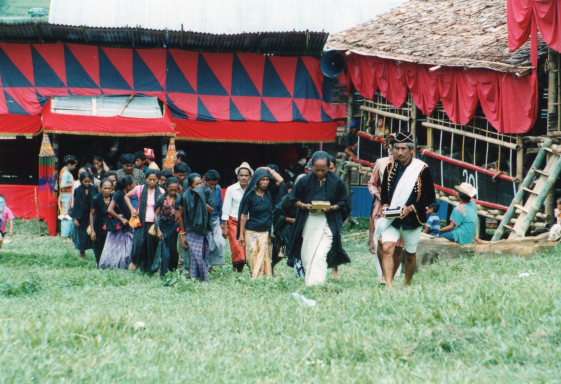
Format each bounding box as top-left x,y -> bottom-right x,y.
326,0 -> 546,73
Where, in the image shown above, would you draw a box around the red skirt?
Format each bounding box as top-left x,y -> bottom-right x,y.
227,217 -> 246,264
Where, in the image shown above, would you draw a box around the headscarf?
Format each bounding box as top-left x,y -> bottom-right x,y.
237,168 -> 272,237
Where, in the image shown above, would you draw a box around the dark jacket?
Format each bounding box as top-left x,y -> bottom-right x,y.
273,193 -> 298,265
287,172 -> 350,268
237,169 -> 273,237
91,193 -> 111,235
380,160 -> 436,230
182,186 -> 213,234
70,185 -> 97,223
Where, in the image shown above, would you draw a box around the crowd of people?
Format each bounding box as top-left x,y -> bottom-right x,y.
55,147 -> 351,285
4,129 -> 490,288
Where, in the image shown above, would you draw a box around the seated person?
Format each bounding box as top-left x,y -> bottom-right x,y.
440,183 -> 478,245
343,120 -> 359,158
548,197 -> 561,242
424,202 -> 441,236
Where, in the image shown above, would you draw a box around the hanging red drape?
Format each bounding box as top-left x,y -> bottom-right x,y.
173,118 -> 338,143
507,0 -> 561,53
0,114 -> 42,135
346,54 -> 538,134
0,185 -> 57,235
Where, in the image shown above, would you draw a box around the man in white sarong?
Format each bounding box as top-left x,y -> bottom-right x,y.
376,132 -> 436,287
288,151 -> 350,286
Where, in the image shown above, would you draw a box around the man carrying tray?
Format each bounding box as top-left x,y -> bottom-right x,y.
375,132 -> 436,287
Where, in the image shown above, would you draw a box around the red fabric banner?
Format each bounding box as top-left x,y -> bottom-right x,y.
173,118 -> 338,143
0,114 -> 41,135
42,101 -> 175,136
347,54 -> 538,134
507,0 -> 561,53
0,184 -> 57,235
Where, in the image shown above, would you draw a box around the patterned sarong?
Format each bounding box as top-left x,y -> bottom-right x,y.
187,231 -> 209,281
245,230 -> 272,279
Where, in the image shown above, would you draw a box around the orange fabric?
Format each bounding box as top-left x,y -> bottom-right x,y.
227,218 -> 246,264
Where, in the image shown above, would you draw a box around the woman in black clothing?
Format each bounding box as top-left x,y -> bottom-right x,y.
154,177 -> 181,276
99,176 -> 134,269
125,169 -> 165,273
71,172 -> 97,259
89,179 -> 113,266
91,155 -> 109,190
238,169 -> 274,279
273,193 -> 303,277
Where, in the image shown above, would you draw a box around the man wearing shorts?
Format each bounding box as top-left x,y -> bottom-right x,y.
375,132 -> 436,287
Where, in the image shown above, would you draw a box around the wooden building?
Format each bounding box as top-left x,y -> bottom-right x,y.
328,0 -> 560,239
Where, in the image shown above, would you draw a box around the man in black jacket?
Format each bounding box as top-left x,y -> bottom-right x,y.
377,132 -> 435,287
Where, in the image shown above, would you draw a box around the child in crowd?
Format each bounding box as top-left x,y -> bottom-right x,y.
0,195 -> 15,248
154,177 -> 181,276
159,170 -> 173,187
548,197 -> 561,241
424,202 -> 441,236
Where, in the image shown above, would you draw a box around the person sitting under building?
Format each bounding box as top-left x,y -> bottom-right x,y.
424,202 -> 441,236
548,197 -> 561,242
439,183 -> 478,245
343,120 -> 359,158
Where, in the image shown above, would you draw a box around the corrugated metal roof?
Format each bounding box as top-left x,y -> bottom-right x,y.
49,0 -> 405,34
0,22 -> 328,54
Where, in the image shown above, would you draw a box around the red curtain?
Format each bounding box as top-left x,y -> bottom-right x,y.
173,118 -> 338,143
347,54 -> 538,134
0,114 -> 41,135
507,0 -> 561,52
0,184 -> 57,235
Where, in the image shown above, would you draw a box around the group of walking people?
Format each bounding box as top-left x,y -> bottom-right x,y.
58,149 -> 224,281
57,147 -> 351,285
57,130 -> 479,288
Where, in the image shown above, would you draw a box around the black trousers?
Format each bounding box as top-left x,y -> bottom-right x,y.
159,231 -> 179,276
132,225 -> 159,273
93,234 -> 107,266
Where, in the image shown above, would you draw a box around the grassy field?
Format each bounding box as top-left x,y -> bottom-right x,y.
1,228 -> 561,383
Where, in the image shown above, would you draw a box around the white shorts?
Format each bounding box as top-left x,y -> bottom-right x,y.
381,225 -> 423,253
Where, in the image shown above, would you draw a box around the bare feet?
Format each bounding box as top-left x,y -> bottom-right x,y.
129,263 -> 138,272
332,268 -> 341,279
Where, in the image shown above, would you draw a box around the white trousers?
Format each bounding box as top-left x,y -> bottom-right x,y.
302,212 -> 333,286
373,234 -> 402,281
381,226 -> 423,253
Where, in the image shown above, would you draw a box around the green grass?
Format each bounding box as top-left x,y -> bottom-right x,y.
1,232 -> 561,383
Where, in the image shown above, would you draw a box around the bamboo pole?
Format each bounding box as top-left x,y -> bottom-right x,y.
491,139 -> 552,241
547,48 -> 559,135
422,122 -> 519,150
545,49 -> 559,222
410,96 -> 417,144
510,151 -> 561,238
359,105 -> 410,122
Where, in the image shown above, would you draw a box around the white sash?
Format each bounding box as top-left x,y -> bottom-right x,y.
373,158 -> 426,250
